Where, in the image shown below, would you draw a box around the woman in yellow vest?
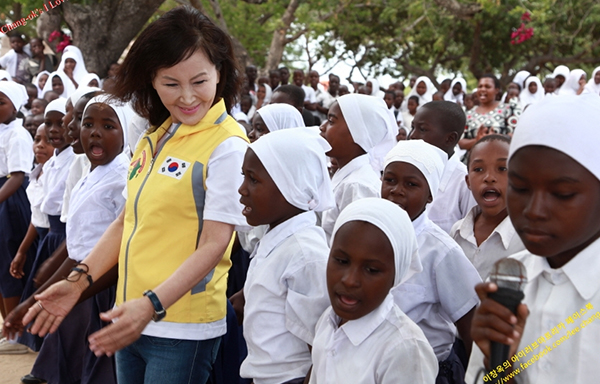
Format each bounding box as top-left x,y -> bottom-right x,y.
22,6 -> 249,383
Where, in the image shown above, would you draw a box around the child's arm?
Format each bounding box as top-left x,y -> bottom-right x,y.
471,282 -> 528,367
33,241 -> 68,288
229,289 -> 245,326
0,171 -> 25,203
10,223 -> 39,278
455,306 -> 476,358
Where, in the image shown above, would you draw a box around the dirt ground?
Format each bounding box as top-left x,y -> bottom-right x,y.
0,314 -> 37,384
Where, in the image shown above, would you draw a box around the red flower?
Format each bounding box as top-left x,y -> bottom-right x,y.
521,12 -> 531,22
48,30 -> 62,42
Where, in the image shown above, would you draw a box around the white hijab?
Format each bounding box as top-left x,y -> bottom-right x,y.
443,78 -> 467,104
558,69 -> 586,96
383,139 -> 447,200
337,93 -> 397,173
405,76 -> 437,110
34,70 -> 51,98
78,73 -> 101,89
0,70 -> 12,81
509,94 -> 600,182
259,83 -> 273,104
45,97 -> 67,116
249,128 -> 334,212
520,76 -> 544,107
83,94 -> 135,153
513,70 -> 531,91
584,66 -> 600,96
366,78 -> 382,97
0,81 -> 28,110
332,197 -> 423,287
42,71 -> 76,99
58,46 -> 89,85
256,103 -> 304,133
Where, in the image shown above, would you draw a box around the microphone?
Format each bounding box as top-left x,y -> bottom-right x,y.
488,258 -> 528,379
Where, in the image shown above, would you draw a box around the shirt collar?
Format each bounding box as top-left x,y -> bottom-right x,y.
331,154 -> 370,189
412,208 -> 430,236
521,237 -> 600,301
50,146 -> 75,168
0,118 -> 22,134
458,206 -> 517,250
329,294 -> 394,346
251,211 -> 316,260
77,153 -> 127,191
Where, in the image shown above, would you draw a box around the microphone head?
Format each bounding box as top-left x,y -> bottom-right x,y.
489,258 -> 528,292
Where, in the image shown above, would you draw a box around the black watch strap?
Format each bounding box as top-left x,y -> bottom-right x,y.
143,290 -> 166,322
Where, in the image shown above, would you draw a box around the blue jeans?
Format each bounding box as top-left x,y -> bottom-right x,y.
116,335 -> 221,384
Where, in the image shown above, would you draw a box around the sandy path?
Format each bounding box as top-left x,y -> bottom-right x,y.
0,314 -> 37,384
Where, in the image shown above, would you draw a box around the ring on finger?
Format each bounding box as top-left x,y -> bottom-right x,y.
37,301 -> 44,311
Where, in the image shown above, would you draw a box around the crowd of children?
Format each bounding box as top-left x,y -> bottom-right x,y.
1,9 -> 600,384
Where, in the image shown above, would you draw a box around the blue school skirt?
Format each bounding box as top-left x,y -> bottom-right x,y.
0,176 -> 31,297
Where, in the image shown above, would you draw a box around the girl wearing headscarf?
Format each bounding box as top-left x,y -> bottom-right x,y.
319,94 -> 395,241
78,73 -> 101,89
57,47 -> 90,87
552,65 -> 570,94
443,78 -> 467,105
237,128 -> 334,383
584,66 -> 600,96
247,102 -> 304,143
402,76 -> 437,111
34,70 -> 50,98
513,70 -> 531,90
383,139 -> 482,384
309,197 -> 437,383
255,82 -> 272,111
558,69 -> 586,96
41,71 -> 76,99
366,77 -> 383,97
519,76 -> 544,108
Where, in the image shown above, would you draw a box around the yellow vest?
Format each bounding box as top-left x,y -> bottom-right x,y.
117,100 -> 247,324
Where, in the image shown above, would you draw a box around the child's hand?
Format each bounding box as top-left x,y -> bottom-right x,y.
2,302 -> 29,337
10,251 -> 26,278
471,282 -> 529,364
33,258 -> 55,288
476,125 -> 492,141
229,289 -> 245,326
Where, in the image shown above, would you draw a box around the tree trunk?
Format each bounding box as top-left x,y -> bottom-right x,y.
61,0 -> 165,78
265,0 -> 301,71
36,7 -> 63,52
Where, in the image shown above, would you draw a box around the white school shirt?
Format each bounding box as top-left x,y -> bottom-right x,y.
321,154 -> 381,241
309,295 -> 438,384
428,152 -> 477,233
40,146 -> 75,216
0,119 -> 33,177
393,212 -> 481,361
302,85 -> 317,103
241,211 -> 330,384
66,153 -> 128,262
466,237 -> 600,384
26,164 -> 49,228
60,154 -> 91,223
450,205 -> 526,280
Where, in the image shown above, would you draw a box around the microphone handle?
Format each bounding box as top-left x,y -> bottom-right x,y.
488,287 -> 525,378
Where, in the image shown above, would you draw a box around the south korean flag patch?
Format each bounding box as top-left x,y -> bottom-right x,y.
158,156 -> 190,180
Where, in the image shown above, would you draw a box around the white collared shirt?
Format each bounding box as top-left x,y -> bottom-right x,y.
450,206 -> 526,280
302,85 -> 317,103
321,154 -> 381,241
241,211 -> 330,384
0,119 -> 33,177
26,164 -> 49,228
466,237 -> 600,384
66,153 -> 128,262
309,295 -> 438,384
40,146 -> 76,216
428,152 -> 477,233
60,153 -> 90,223
393,212 -> 481,360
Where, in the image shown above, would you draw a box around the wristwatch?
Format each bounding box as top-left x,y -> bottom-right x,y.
143,290 -> 166,322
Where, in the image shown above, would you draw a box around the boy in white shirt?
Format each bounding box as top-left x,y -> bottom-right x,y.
450,135 -> 525,280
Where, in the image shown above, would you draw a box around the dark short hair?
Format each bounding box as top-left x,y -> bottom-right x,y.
479,73 -> 501,90
384,90 -> 395,98
272,85 -> 305,109
421,100 -> 466,139
112,6 -> 241,127
408,95 -> 420,104
466,134 -> 511,170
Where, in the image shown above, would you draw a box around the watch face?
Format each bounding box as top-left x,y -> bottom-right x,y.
153,309 -> 166,322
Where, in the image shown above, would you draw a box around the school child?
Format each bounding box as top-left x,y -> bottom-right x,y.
382,139 -> 482,383
23,114 -> 44,138
41,71 -> 75,99
450,135 -> 525,280
402,95 -> 419,130
23,38 -> 57,82
396,126 -> 408,141
0,81 -> 34,346
470,94 -> 600,383
409,100 -> 477,233
247,103 -> 304,143
319,93 -> 395,241
34,71 -> 50,98
543,77 -> 556,95
402,76 -> 437,111
30,99 -> 47,116
309,198 -> 437,383
520,77 -> 544,108
0,33 -> 30,83
236,128 -> 334,383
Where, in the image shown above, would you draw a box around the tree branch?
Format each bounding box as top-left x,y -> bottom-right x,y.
432,0 -> 481,20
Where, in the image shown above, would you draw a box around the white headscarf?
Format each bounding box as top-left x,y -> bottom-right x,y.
520,76 -> 544,107
513,70 -> 531,90
0,81 -> 28,110
259,83 -> 273,104
58,47 -> 89,85
0,70 -> 12,81
34,70 -> 51,98
45,97 -> 67,116
337,93 -> 397,173
331,197 -> 423,287
559,69 -> 586,96
78,73 -> 101,89
509,94 -> 600,182
69,86 -> 101,107
383,139 -> 447,200
256,103 -> 305,133
404,76 -> 437,110
42,71 -> 76,99
366,78 -> 381,97
249,128 -> 334,212
584,66 -> 600,96
443,78 -> 467,104
84,94 -> 135,153
552,65 -> 570,80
